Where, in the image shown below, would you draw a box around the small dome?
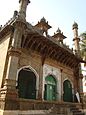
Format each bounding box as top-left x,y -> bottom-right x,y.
40,17 -> 46,22
56,28 -> 61,33
72,22 -> 78,29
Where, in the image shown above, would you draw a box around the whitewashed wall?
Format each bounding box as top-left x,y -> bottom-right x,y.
43,64 -> 61,101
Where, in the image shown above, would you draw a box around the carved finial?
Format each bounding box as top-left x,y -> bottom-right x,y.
40,17 -> 46,22
0,25 -> 2,30
13,10 -> 18,18
57,28 -> 61,33
72,21 -> 78,30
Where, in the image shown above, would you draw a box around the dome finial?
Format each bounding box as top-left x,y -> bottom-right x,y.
72,21 -> 78,30
56,27 -> 61,33
40,17 -> 46,22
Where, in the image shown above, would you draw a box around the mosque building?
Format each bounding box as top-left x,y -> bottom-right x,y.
0,0 -> 85,114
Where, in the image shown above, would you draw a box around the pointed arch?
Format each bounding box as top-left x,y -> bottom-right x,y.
63,79 -> 73,102
17,66 -> 39,99
44,74 -> 57,101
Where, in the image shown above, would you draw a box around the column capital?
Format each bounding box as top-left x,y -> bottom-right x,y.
8,47 -> 21,57
73,37 -> 80,42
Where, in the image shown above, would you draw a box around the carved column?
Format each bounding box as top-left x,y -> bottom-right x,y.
0,21 -> 27,110
19,0 -> 30,20
0,48 -> 21,110
37,62 -> 43,100
79,73 -> 84,103
37,55 -> 46,100
61,69 -> 63,102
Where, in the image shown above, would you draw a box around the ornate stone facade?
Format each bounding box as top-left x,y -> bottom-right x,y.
0,0 -> 85,115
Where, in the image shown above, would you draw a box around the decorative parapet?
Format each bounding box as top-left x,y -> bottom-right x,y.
0,13 -> 18,32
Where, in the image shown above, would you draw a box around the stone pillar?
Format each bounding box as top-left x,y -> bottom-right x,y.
61,69 -> 63,102
79,73 -> 84,103
0,48 -> 21,110
12,21 -> 26,48
0,21 -> 26,110
37,62 -> 43,100
19,0 -> 30,20
0,50 -> 21,110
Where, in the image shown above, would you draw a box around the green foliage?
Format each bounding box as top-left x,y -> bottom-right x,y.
80,32 -> 86,62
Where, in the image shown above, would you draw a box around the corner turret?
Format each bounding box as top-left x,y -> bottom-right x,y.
52,28 -> 66,44
35,17 -> 51,36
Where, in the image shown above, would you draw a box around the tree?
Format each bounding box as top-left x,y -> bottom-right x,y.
80,32 -> 86,66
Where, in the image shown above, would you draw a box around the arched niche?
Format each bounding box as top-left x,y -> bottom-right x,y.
63,79 -> 73,102
17,67 -> 38,99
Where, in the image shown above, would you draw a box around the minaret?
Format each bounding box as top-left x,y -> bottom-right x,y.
72,22 -> 80,55
72,22 -> 83,103
19,0 -> 30,20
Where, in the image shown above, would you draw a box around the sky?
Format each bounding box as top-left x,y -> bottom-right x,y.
0,0 -> 86,48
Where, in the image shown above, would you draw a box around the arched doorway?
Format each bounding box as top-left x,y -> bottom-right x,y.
44,75 -> 57,101
63,80 -> 73,102
17,68 -> 36,99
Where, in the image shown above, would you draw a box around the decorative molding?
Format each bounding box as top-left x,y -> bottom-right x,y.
8,47 -> 21,57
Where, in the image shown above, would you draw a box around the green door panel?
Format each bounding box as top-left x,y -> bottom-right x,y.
44,75 -> 57,101
47,84 -> 53,100
63,80 -> 73,102
18,68 -> 36,99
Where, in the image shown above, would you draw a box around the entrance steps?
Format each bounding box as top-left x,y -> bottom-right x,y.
18,106 -> 85,115
18,110 -> 49,115
18,100 -> 85,115
18,110 -> 65,115
70,105 -> 85,115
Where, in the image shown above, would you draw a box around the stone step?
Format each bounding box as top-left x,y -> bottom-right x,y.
18,110 -> 49,115
70,106 -> 85,115
71,109 -> 85,115
73,112 -> 85,115
19,114 -> 64,115
18,110 -> 65,115
72,110 -> 81,112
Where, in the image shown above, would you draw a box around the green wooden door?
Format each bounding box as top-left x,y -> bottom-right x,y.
44,75 -> 57,101
63,80 -> 73,102
18,68 -> 36,99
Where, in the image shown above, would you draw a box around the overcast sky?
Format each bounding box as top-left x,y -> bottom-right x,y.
0,0 -> 86,47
